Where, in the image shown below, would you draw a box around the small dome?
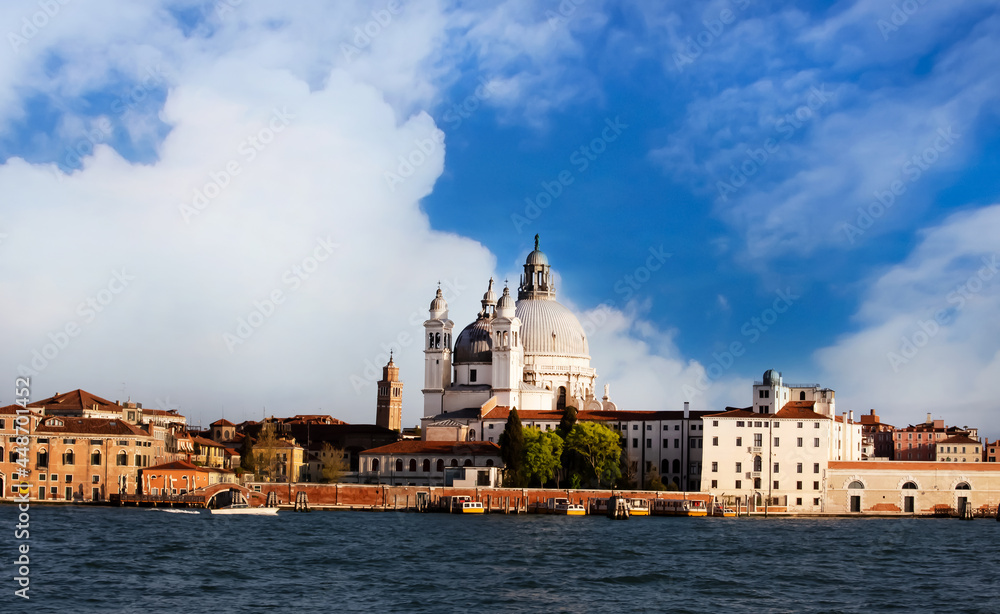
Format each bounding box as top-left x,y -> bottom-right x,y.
525,249 -> 549,266
762,369 -> 779,386
429,288 -> 447,315
497,286 -> 516,317
454,317 -> 492,363
482,278 -> 497,304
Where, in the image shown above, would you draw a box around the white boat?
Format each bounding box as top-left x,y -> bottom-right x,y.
210,502 -> 278,516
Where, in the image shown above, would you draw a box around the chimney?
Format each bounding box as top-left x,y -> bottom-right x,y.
683,401 -> 690,419
926,412 -> 932,424
849,410 -> 854,423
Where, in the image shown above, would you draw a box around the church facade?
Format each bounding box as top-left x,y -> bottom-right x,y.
421,237 -> 617,428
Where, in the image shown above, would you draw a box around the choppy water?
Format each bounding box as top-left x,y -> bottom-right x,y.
6,506 -> 1000,613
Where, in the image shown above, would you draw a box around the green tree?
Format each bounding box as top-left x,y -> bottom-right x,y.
555,406 -> 579,487
522,427 -> 564,487
253,421 -> 279,481
320,442 -> 348,484
644,467 -> 667,491
498,408 -> 525,487
556,406 -> 578,439
239,434 -> 255,471
565,422 -> 622,488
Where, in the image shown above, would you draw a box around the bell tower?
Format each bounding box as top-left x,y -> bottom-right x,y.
422,285 -> 453,417
491,285 -> 523,409
376,353 -> 403,432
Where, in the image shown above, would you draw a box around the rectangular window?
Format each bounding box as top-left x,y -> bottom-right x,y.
753,434 -> 762,446
814,463 -> 820,473
814,422 -> 820,429
633,425 -> 638,430
674,425 -> 680,431
92,475 -> 100,484
689,438 -> 695,448
814,498 -> 821,506
646,439 -> 651,449
797,422 -> 803,428
773,462 -> 779,473
674,438 -> 679,448
736,421 -> 744,427
488,424 -> 494,430
469,369 -> 477,382
814,438 -> 820,447
65,487 -> 73,500
773,481 -> 779,490
736,437 -> 742,447
796,463 -> 803,473
735,462 -> 742,473
796,481 -> 803,490
735,480 -> 742,489
50,474 -> 58,481
711,462 -> 718,472
813,481 -> 820,490
797,437 -> 803,447
712,420 -> 719,427
774,437 -> 780,447
663,439 -> 669,448
796,497 -> 803,505
646,425 -> 652,431
632,438 -> 638,449
711,480 -> 718,488
773,422 -> 779,428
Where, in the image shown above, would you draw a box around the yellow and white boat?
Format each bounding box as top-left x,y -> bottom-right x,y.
627,498 -> 650,516
460,501 -> 485,514
653,498 -> 708,517
549,497 -> 586,516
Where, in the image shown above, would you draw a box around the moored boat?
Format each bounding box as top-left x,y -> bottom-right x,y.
460,501 -> 485,514
548,497 -> 586,516
652,498 -> 708,517
210,502 -> 279,516
627,498 -> 650,516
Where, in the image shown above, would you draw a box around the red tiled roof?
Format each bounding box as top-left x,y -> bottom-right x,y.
144,460 -> 210,472
28,389 -> 119,410
481,407 -> 716,422
191,436 -> 225,448
776,401 -> 831,421
937,435 -> 980,445
210,418 -> 235,426
35,416 -> 148,436
362,441 -> 501,456
0,404 -> 43,416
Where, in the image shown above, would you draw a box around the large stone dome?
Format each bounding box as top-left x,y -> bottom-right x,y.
454,316 -> 492,363
515,298 -> 589,357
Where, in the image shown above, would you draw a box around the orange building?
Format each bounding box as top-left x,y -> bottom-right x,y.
139,460 -> 234,495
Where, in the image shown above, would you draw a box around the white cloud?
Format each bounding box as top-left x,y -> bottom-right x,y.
816,204 -> 1000,432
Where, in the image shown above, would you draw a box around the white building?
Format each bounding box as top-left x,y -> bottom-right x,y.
701,370 -> 863,512
421,236 -> 616,428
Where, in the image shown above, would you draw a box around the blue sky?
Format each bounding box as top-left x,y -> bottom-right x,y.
1,0 -> 998,433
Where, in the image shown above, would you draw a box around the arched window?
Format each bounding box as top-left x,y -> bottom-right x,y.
451,459 -> 458,467
117,451 -> 128,466
468,430 -> 476,441
435,332 -> 441,348
408,459 -> 417,472
371,459 -> 380,473
753,456 -> 762,472
661,459 -> 669,474
902,481 -> 917,489
395,459 -> 404,472
672,459 -> 680,474
799,391 -> 806,400
956,482 -> 971,490
91,450 -> 102,466
436,459 -> 444,472
37,450 -> 48,469
63,450 -> 75,466
428,333 -> 434,349
486,459 -> 494,467
848,480 -> 865,489
422,459 -> 431,472
754,477 -> 761,489
464,459 -> 473,467
135,454 -> 141,467
557,386 -> 567,410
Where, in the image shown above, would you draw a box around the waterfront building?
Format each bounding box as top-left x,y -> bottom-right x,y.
700,371 -> 863,512
984,440 -> 1000,463
139,459 -> 235,495
358,441 -> 502,486
858,410 -> 894,459
934,435 -> 981,463
376,354 -> 403,432
421,236 -> 617,423
825,461 -> 998,515
891,415 -> 979,461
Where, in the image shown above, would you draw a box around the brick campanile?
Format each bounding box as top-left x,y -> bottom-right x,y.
376,353 -> 403,432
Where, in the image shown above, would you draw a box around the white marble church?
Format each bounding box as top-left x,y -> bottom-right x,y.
421,236 -> 617,432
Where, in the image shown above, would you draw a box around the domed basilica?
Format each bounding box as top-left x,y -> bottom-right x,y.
422,236 -> 617,423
